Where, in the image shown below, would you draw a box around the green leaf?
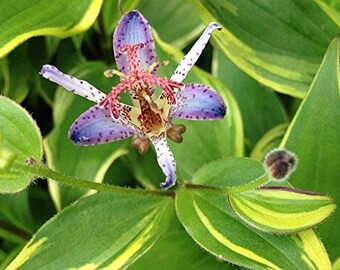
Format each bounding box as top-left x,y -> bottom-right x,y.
0,45 -> 30,103
280,35 -> 340,260
191,157 -> 264,188
229,186 -> 335,233
333,257 -> 340,270
44,62 -> 128,210
138,0 -> 203,49
130,217 -> 234,270
192,0 -> 339,97
0,96 -> 43,193
315,0 -> 340,27
212,49 -> 288,153
176,188 -> 332,269
7,192 -> 174,270
155,34 -> 244,180
124,148 -> 164,190
250,123 -> 288,161
0,0 -> 103,58
0,191 -> 36,238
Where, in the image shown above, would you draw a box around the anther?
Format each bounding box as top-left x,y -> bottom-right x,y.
167,124 -> 186,143
148,60 -> 169,73
131,136 -> 151,155
104,69 -> 127,78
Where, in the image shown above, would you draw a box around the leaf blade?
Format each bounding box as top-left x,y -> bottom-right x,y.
0,0 -> 103,58
192,0 -> 339,97
176,188 -> 332,269
229,186 -> 335,233
280,35 -> 340,260
0,97 -> 43,193
7,192 -> 174,270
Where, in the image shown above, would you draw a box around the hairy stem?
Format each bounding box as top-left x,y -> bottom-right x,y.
13,162 -> 174,198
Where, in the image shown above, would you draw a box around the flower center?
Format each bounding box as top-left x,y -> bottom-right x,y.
99,43 -> 183,119
137,95 -> 164,135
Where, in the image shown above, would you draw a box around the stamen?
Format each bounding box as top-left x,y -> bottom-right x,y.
131,136 -> 151,155
104,69 -> 127,78
167,124 -> 186,143
148,60 -> 169,73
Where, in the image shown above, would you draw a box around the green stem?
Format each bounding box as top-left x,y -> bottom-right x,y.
13,163 -> 174,198
185,174 -> 270,195
12,161 -> 269,198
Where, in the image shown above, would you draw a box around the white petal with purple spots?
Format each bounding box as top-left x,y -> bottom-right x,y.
114,10 -> 157,74
151,134 -> 177,190
172,83 -> 226,120
40,65 -> 106,104
69,105 -> 137,145
171,22 -> 221,84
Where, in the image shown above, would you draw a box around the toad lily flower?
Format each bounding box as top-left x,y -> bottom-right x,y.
40,10 -> 226,190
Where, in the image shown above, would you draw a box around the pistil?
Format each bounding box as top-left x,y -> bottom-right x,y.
99,43 -> 183,119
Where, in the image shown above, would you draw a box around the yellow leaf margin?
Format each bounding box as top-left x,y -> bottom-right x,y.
0,0 -> 103,58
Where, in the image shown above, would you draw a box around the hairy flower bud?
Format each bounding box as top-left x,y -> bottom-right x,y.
264,149 -> 297,181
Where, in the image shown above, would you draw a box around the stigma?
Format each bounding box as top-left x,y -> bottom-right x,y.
99,43 -> 183,119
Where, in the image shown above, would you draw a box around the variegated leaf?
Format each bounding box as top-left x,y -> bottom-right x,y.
229,186 -> 335,233
176,188 -> 332,269
0,0 -> 103,58
7,192 -> 174,270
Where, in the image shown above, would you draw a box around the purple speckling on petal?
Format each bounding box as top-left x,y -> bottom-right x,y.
68,105 -> 137,145
113,10 -> 157,74
172,83 -> 226,120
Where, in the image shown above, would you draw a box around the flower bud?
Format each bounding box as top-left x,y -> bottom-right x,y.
264,149 -> 297,181
25,157 -> 36,166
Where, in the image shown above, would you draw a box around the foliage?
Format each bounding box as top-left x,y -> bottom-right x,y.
0,0 -> 339,269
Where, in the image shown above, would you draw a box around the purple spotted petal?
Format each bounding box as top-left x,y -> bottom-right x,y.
114,10 -> 157,74
69,105 -> 137,145
171,22 -> 221,83
151,134 -> 177,190
40,65 -> 106,104
172,83 -> 226,120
